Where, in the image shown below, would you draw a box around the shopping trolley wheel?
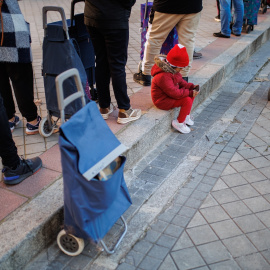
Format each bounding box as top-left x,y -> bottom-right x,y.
245,25 -> 252,34
39,117 -> 55,138
57,229 -> 85,256
268,88 -> 270,101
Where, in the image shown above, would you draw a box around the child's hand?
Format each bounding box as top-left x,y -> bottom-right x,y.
194,85 -> 200,91
193,90 -> 200,97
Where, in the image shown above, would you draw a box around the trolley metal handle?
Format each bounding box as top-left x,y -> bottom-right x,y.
55,68 -> 86,124
70,0 -> 85,27
42,6 -> 70,39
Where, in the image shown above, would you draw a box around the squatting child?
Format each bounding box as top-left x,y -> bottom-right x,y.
151,44 -> 200,134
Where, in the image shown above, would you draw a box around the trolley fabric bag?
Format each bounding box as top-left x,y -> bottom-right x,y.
140,1 -> 178,60
43,23 -> 89,117
59,101 -> 132,241
243,0 -> 261,26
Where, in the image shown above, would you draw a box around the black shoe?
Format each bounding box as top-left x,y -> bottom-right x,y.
133,71 -> 151,86
232,31 -> 241,36
193,51 -> 202,59
2,157 -> 42,185
213,31 -> 230,38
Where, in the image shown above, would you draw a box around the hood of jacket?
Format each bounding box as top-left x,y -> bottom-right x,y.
151,55 -> 177,77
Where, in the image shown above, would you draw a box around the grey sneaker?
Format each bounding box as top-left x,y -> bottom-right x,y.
100,105 -> 113,120
117,107 -> 141,124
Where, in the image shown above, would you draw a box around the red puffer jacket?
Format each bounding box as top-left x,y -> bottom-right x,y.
151,56 -> 194,110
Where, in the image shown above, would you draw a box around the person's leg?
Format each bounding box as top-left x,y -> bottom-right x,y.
86,26 -> 111,109
176,12 -> 201,78
142,12 -> 183,75
174,97 -> 194,123
103,28 -> 130,110
0,93 -> 20,169
0,63 -> 16,120
6,63 -> 38,122
217,0 -> 221,16
220,0 -> 232,36
232,0 -> 244,35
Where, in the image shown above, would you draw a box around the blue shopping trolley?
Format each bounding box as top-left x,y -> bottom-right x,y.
56,69 -> 132,256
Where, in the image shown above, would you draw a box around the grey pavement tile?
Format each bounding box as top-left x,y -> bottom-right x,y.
133,240 -> 153,254
191,190 -> 208,201
186,225 -> 218,245
211,189 -> 239,204
211,219 -> 242,239
255,145 -> 270,156
252,180 -> 270,195
221,164 -> 237,175
230,160 -> 256,172
197,241 -> 231,264
117,263 -> 136,270
158,255 -> 178,270
179,187 -> 193,197
210,163 -> 227,172
222,235 -> 257,258
202,176 -> 218,185
148,245 -> 169,260
222,200 -> 252,218
231,184 -> 260,199
164,224 -> 184,238
187,212 -> 207,228
243,196 -> 270,212
124,250 -> 145,267
234,214 -> 266,233
174,194 -> 189,205
240,169 -> 267,183
156,234 -> 177,249
197,182 -> 213,193
245,137 -> 268,148
171,247 -> 206,270
171,215 -> 190,227
178,206 -> 197,218
221,173 -> 248,187
200,205 -> 230,223
206,169 -> 222,178
151,220 -> 169,233
209,260 -> 241,270
238,148 -> 261,159
261,250 -> 270,264
236,253 -> 270,270
259,166 -> 270,179
138,255 -> 162,270
211,179 -> 228,191
185,198 -> 203,209
248,156 -> 270,169
200,194 -> 219,209
65,254 -> 92,270
172,231 -> 194,251
144,230 -> 161,243
256,210 -> 270,227
247,229 -> 270,251
230,152 -> 244,162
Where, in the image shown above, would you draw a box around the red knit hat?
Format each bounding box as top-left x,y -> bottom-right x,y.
166,44 -> 189,68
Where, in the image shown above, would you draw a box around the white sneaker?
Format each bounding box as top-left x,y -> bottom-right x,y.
100,105 -> 113,120
185,115 -> 194,126
172,120 -> 191,134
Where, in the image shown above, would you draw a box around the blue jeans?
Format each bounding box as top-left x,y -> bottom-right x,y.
220,0 -> 244,36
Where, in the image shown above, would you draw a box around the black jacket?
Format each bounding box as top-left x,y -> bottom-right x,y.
84,0 -> 136,29
153,0 -> 202,14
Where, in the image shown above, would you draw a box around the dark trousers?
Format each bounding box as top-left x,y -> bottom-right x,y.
0,93 -> 20,168
86,26 -> 130,110
0,62 -> 37,122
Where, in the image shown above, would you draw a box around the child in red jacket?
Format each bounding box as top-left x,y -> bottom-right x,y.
151,44 -> 200,134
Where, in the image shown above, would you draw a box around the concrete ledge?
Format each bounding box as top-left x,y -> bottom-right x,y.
1,16 -> 270,270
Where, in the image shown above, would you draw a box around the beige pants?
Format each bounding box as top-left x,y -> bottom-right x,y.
142,11 -> 201,77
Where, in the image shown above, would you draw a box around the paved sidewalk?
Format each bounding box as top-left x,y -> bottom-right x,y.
1,0 -> 270,268
118,78 -> 270,270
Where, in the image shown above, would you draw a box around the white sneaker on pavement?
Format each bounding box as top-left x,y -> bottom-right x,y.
185,115 -> 194,126
172,120 -> 191,134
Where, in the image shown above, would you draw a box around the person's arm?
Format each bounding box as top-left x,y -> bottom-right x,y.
156,74 -> 191,99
